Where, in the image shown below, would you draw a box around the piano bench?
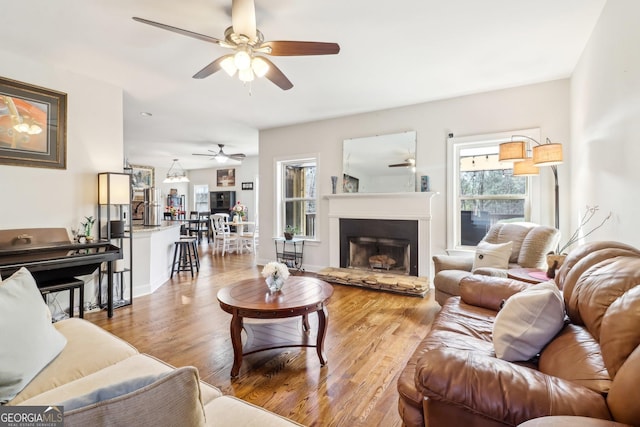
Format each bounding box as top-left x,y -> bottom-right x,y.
39,278 -> 85,319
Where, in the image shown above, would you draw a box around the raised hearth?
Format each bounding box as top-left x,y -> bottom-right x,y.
317,267 -> 429,297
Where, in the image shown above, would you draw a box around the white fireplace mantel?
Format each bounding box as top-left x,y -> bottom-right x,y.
325,192 -> 438,278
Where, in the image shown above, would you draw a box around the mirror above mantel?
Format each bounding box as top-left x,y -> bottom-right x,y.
342,131 -> 417,193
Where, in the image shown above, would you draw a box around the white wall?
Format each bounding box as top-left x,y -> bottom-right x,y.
0,50 -> 124,231
188,156 -> 259,220
259,80 -> 570,271
0,49 -> 124,316
570,0 -> 640,247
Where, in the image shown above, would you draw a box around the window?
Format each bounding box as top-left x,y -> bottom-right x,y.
194,185 -> 209,212
277,157 -> 317,240
448,130 -> 539,249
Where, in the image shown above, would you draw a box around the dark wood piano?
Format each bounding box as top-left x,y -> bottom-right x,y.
0,228 -> 122,317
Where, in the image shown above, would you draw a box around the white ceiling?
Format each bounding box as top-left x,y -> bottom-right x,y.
0,0 -> 606,170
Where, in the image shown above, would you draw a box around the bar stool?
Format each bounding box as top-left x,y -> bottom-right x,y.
39,278 -> 85,318
171,239 -> 196,278
180,235 -> 200,271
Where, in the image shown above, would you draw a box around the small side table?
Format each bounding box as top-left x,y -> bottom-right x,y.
507,268 -> 550,284
274,238 -> 305,272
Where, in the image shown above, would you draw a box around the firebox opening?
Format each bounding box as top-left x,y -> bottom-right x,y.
348,237 -> 410,274
339,218 -> 418,276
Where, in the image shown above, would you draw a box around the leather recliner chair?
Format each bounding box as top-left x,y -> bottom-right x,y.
432,221 -> 560,306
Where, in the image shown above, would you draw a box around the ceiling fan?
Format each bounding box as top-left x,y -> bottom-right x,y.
133,0 -> 340,90
193,144 -> 246,163
388,158 -> 416,168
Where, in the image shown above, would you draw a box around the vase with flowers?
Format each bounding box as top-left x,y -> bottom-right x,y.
230,201 -> 247,223
546,205 -> 611,278
261,261 -> 290,292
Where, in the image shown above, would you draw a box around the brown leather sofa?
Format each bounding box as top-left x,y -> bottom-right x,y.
398,241 -> 640,427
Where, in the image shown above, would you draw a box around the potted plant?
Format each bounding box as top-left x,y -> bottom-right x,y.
546,205 -> 611,277
283,225 -> 298,240
81,216 -> 96,242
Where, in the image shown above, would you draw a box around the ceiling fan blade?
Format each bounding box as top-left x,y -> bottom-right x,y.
261,41 -> 340,56
231,0 -> 257,41
229,153 -> 246,160
192,153 -> 215,157
132,17 -> 223,45
388,163 -> 412,168
193,55 -> 231,79
260,57 -> 293,90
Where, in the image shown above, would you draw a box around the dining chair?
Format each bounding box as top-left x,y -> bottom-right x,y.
198,211 -> 210,243
187,211 -> 200,239
238,222 -> 258,254
211,215 -> 238,256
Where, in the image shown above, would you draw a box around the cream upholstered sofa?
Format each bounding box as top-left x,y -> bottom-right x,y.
1,267 -> 299,426
432,221 -> 560,306
7,318 -> 301,426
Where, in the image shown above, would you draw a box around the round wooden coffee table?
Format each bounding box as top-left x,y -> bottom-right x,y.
217,276 -> 334,377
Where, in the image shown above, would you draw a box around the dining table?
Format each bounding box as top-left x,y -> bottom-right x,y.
228,220 -> 256,253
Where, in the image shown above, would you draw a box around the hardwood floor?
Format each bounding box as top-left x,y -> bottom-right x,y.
85,244 -> 440,426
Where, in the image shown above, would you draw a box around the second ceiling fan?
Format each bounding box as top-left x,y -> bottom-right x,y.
193,144 -> 246,163
133,0 -> 340,90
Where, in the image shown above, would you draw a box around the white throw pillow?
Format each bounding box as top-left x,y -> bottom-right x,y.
473,240 -> 513,271
493,281 -> 565,361
0,268 -> 67,403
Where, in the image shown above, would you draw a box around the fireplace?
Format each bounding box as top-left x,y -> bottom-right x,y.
340,218 -> 418,276
326,192 -> 437,279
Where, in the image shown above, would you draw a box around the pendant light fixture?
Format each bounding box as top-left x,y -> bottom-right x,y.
163,159 -> 190,183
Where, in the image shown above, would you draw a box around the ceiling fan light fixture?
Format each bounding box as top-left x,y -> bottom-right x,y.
215,153 -> 229,163
238,68 -> 254,82
234,49 -> 251,70
251,56 -> 269,77
220,56 -> 237,76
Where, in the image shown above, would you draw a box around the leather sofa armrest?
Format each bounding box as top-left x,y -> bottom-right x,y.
416,348 -> 612,426
459,275 -> 536,311
432,255 -> 473,274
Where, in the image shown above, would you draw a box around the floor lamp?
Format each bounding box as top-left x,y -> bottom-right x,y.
499,135 -> 563,229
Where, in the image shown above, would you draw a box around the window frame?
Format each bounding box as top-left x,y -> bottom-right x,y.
193,184 -> 209,212
275,154 -> 319,241
447,129 -> 541,250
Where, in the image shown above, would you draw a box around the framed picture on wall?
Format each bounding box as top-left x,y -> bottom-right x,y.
217,168 -> 236,187
241,182 -> 254,190
0,76 -> 67,169
130,164 -> 154,191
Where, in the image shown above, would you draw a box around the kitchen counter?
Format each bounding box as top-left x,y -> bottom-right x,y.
131,221 -> 181,234
131,222 -> 181,297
